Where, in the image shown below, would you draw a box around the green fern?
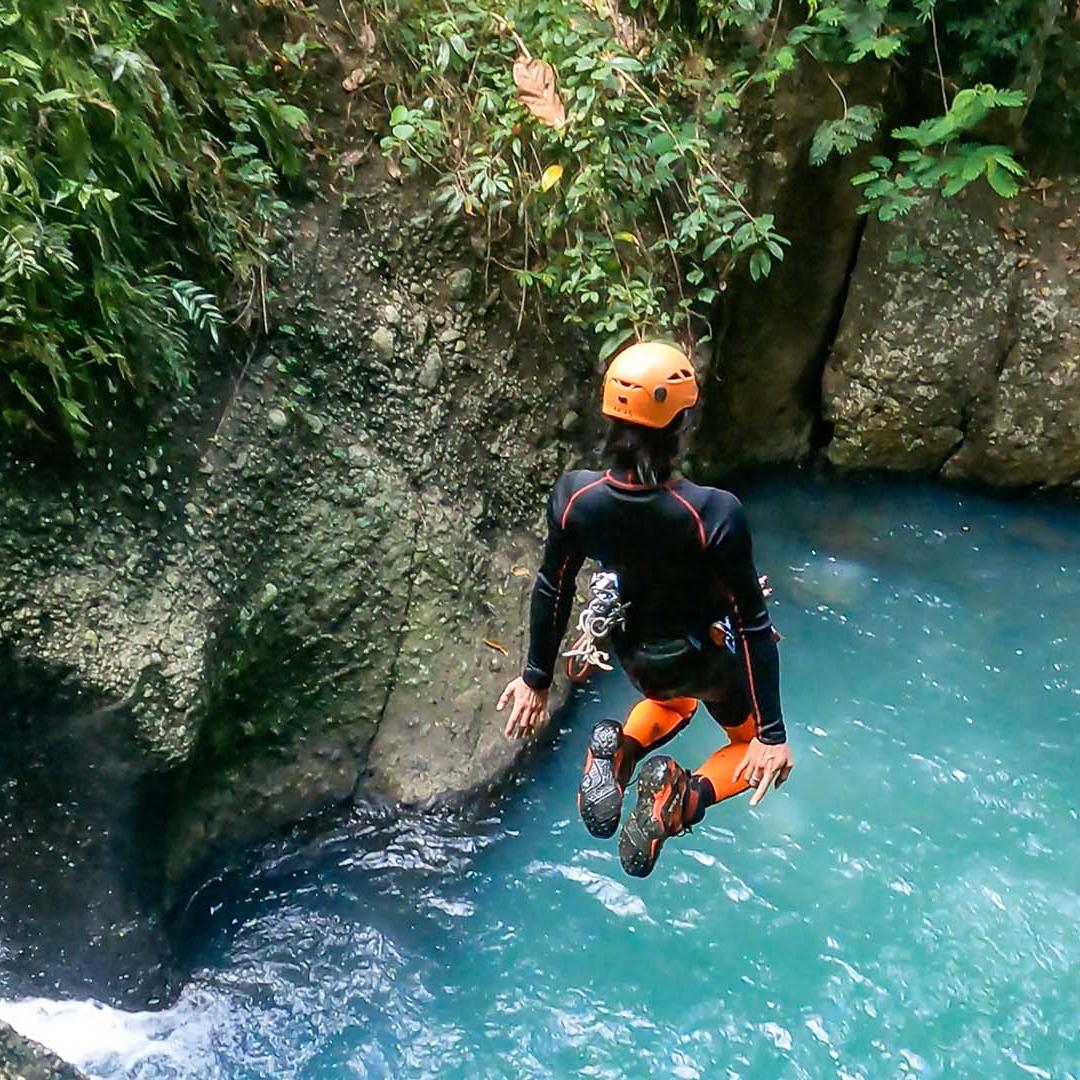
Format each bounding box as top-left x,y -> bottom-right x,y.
171,279 -> 226,345
0,0 -> 307,443
810,106 -> 882,166
0,226 -> 44,285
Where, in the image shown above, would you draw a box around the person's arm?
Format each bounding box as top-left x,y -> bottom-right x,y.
522,480 -> 586,691
711,495 -> 786,745
708,493 -> 793,804
499,477 -> 585,738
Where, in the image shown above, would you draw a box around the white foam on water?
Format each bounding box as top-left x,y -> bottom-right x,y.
0,990 -> 225,1080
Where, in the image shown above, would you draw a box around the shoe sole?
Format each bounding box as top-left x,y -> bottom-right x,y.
619,755 -> 683,878
577,720 -> 624,839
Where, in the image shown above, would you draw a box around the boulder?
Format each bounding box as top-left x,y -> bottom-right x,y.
823,182 -> 1080,487
0,1020 -> 87,1080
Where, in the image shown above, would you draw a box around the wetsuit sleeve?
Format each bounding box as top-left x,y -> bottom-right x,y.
522,479 -> 586,691
710,497 -> 786,746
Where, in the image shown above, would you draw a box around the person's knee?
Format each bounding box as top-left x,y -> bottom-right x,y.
660,696 -> 698,720
623,697 -> 694,747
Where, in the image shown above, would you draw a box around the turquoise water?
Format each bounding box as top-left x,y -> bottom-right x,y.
3,475 -> 1080,1079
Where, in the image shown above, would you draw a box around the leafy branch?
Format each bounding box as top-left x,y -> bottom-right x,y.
373,0 -> 789,356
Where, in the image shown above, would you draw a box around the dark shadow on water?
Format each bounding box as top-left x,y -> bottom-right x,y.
168,682 -> 596,984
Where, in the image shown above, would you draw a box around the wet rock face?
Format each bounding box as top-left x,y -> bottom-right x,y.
0,173 -> 594,1004
0,661 -> 174,1007
693,62 -> 887,472
0,1020 -> 87,1080
823,184 -> 1080,487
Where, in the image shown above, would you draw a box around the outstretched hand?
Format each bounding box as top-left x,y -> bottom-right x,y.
497,677 -> 550,740
733,738 -> 794,807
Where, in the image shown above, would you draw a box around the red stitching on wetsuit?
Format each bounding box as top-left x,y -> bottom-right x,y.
561,476 -> 607,529
740,636 -> 763,740
666,485 -> 707,549
549,552 -> 572,649
603,469 -> 651,490
729,594 -> 762,740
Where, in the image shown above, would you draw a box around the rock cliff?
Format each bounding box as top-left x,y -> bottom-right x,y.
0,171 -> 591,1006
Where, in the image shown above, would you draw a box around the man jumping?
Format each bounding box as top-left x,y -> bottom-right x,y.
497,340 -> 793,877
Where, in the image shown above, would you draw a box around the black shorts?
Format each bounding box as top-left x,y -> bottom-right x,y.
617,636 -> 754,726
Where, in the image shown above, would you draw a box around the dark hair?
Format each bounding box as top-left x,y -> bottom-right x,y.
602,414 -> 687,486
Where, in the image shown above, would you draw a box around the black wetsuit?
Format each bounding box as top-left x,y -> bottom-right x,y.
523,468 -> 785,745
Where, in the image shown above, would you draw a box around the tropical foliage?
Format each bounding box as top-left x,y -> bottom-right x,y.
0,0 -> 306,442
367,0 -> 1077,355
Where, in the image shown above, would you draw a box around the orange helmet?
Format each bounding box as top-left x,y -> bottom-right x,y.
601,341 -> 699,429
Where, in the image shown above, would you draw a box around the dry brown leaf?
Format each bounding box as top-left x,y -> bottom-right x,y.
513,56 -> 566,130
385,154 -> 402,180
483,639 -> 510,657
342,66 -> 370,92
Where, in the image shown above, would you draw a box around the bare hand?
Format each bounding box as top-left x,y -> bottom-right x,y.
497,677 -> 550,740
733,738 -> 794,807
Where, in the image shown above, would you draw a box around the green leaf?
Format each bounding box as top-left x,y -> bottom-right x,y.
10,372 -> 44,413
277,104 -> 307,129
990,148 -> 1025,176
941,173 -> 971,197
809,107 -> 879,166
2,50 -> 40,73
35,88 -> 77,104
145,1 -> 179,20
702,237 -> 726,260
749,250 -> 771,282
59,397 -> 91,426
598,328 -> 635,363
985,161 -> 1019,198
646,132 -> 675,156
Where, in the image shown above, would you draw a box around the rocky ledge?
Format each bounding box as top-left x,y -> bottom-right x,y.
0,1022 -> 87,1080
0,172 -> 592,1007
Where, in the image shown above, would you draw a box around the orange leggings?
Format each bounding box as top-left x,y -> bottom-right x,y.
622,697 -> 754,804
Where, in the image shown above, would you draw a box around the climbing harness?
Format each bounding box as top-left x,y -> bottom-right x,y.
564,572 -> 631,683
565,572 -> 778,683
709,615 -> 738,655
